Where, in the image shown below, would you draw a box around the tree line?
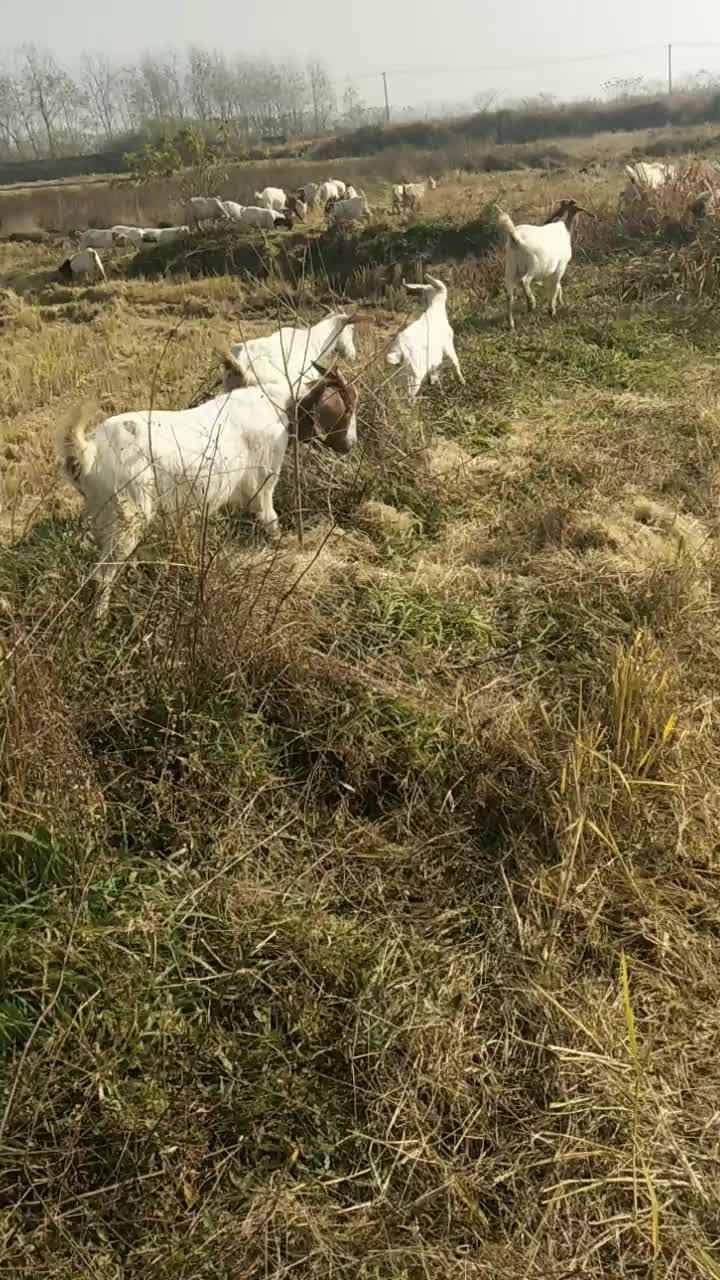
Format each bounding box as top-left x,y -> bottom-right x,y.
0,44 -> 384,160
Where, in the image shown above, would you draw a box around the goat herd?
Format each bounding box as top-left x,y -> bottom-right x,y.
57,176 -> 442,283
49,155 -> 713,616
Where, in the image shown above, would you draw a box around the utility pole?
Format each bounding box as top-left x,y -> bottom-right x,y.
667,43 -> 673,98
382,71 -> 391,123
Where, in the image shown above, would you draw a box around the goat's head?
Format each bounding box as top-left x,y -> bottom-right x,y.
275,211 -> 295,229
58,258 -> 73,281
324,196 -> 337,219
286,195 -> 307,220
294,366 -> 358,455
545,199 -> 593,229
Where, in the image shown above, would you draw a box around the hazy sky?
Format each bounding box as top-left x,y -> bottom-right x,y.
5,0 -> 720,109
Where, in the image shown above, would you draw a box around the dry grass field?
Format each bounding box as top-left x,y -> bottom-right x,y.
2,151 -> 720,1279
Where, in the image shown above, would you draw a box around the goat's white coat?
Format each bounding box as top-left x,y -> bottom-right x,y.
79,229 -> 120,250
386,276 -> 464,400
221,201 -> 246,222
62,378 -> 358,618
186,196 -> 229,225
318,181 -> 342,206
255,187 -> 287,211
402,182 -> 426,210
141,226 -> 190,245
238,206 -> 288,229
228,313 -> 357,395
498,209 -> 574,330
623,162 -> 676,200
327,194 -> 371,224
110,225 -> 145,248
61,248 -> 106,281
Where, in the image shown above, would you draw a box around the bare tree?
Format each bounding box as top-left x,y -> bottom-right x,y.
18,44 -> 81,156
81,53 -> 120,140
308,60 -> 335,133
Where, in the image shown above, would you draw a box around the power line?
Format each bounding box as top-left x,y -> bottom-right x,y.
341,40 -> 720,83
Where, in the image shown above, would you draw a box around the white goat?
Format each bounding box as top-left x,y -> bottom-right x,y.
111,225 -> 145,248
79,229 -> 118,250
402,182 -> 426,212
255,187 -> 287,211
317,181 -> 342,207
623,162 -> 676,202
60,369 -> 358,619
141,226 -> 190,245
221,201 -> 246,222
186,196 -> 229,227
497,199 -> 589,331
226,312 -> 359,396
58,248 -> 106,283
238,206 -> 294,230
326,194 -> 372,225
386,276 -> 464,400
327,178 -> 346,196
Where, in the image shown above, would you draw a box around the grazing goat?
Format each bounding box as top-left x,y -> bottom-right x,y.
221,201 -> 246,222
255,186 -> 287,211
80,229 -> 122,250
140,226 -> 190,245
317,180 -> 342,207
238,206 -> 294,230
185,196 -> 230,227
60,368 -> 358,619
497,198 -> 589,331
286,194 -> 307,221
58,248 -> 106,283
623,162 -> 676,202
226,312 -> 359,395
402,182 -> 426,212
110,225 -> 145,248
326,193 -> 372,225
386,276 -> 464,400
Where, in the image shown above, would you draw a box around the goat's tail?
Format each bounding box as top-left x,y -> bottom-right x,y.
59,401 -> 96,490
496,210 -> 522,246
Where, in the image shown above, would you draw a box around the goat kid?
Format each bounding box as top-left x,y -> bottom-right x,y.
386,275 -> 464,400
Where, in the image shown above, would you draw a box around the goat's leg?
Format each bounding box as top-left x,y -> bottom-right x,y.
446,344 -> 466,386
521,276 -> 536,313
505,283 -> 516,332
92,509 -> 146,620
250,481 -> 281,541
549,269 -> 566,316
